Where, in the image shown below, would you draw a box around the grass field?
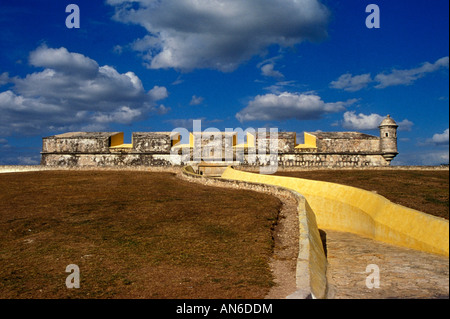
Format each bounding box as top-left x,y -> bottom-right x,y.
0,171 -> 281,299
274,170 -> 449,220
1,168 -> 447,299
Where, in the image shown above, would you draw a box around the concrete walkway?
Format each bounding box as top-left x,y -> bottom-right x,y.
325,230 -> 449,299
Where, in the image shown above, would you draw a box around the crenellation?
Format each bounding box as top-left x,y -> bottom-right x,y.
41,116 -> 399,168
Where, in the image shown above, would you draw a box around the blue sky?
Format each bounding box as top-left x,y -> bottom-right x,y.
0,0 -> 448,165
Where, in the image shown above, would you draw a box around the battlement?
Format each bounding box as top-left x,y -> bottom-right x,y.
41,118 -> 398,168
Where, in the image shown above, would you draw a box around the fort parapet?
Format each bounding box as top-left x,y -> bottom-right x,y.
41,116 -> 399,168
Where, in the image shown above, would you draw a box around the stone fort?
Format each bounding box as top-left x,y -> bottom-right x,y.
41,115 -> 399,169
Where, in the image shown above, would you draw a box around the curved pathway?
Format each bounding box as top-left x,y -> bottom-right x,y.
325,229 -> 449,299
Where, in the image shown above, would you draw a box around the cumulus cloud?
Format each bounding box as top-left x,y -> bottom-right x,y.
375,56 -> 449,89
0,46 -> 169,135
148,86 -> 169,101
29,46 -> 99,78
431,128 -> 449,146
341,111 -> 385,130
107,0 -> 330,71
341,111 -> 414,131
329,73 -> 372,92
92,106 -> 142,124
331,56 -> 449,91
236,92 -> 356,122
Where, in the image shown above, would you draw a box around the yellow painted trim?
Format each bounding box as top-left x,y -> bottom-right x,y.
110,132 -> 124,147
110,132 -> 134,149
109,143 -> 133,149
221,167 -> 449,257
295,132 -> 317,149
233,132 -> 256,148
172,133 -> 195,148
296,193 -> 328,299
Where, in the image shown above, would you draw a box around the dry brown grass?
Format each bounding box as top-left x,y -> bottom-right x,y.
0,171 -> 281,299
274,170 -> 449,220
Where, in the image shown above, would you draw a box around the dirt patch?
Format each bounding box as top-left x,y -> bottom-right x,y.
0,170 -> 282,299
179,172 -> 300,299
264,194 -> 299,299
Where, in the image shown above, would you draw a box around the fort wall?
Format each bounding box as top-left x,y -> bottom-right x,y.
221,167 -> 449,257
41,130 -> 394,168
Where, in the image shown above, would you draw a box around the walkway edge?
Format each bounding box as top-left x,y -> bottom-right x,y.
181,166 -> 329,299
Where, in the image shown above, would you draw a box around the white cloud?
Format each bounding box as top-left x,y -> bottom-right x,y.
92,106 -> 142,124
330,73 -> 372,92
374,56 -> 449,89
0,46 -> 169,135
341,111 -> 385,130
331,57 -> 449,91
107,0 -> 330,71
236,92 -> 356,122
190,95 -> 204,106
431,128 -> 449,145
260,63 -> 284,78
342,111 -> 414,131
29,46 -> 99,78
148,86 -> 169,101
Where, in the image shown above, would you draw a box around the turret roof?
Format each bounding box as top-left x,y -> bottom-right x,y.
379,115 -> 398,127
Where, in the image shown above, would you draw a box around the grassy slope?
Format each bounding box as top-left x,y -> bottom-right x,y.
0,171 -> 281,299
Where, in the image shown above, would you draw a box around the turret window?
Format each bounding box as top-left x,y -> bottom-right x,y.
385,133 -> 389,137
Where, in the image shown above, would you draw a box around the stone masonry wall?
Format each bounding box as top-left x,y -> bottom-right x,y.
132,132 -> 173,153
238,153 -> 389,168
42,133 -> 117,154
41,153 -> 175,167
41,131 -> 391,167
314,136 -> 381,154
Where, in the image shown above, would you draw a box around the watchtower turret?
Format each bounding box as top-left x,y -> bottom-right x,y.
379,115 -> 398,163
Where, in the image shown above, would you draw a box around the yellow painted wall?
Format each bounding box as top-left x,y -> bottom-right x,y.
295,133 -> 317,149
234,132 -> 255,148
221,167 -> 449,256
297,195 -> 328,299
109,132 -> 133,149
172,133 -> 194,148
110,132 -> 124,147
171,133 -> 181,147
